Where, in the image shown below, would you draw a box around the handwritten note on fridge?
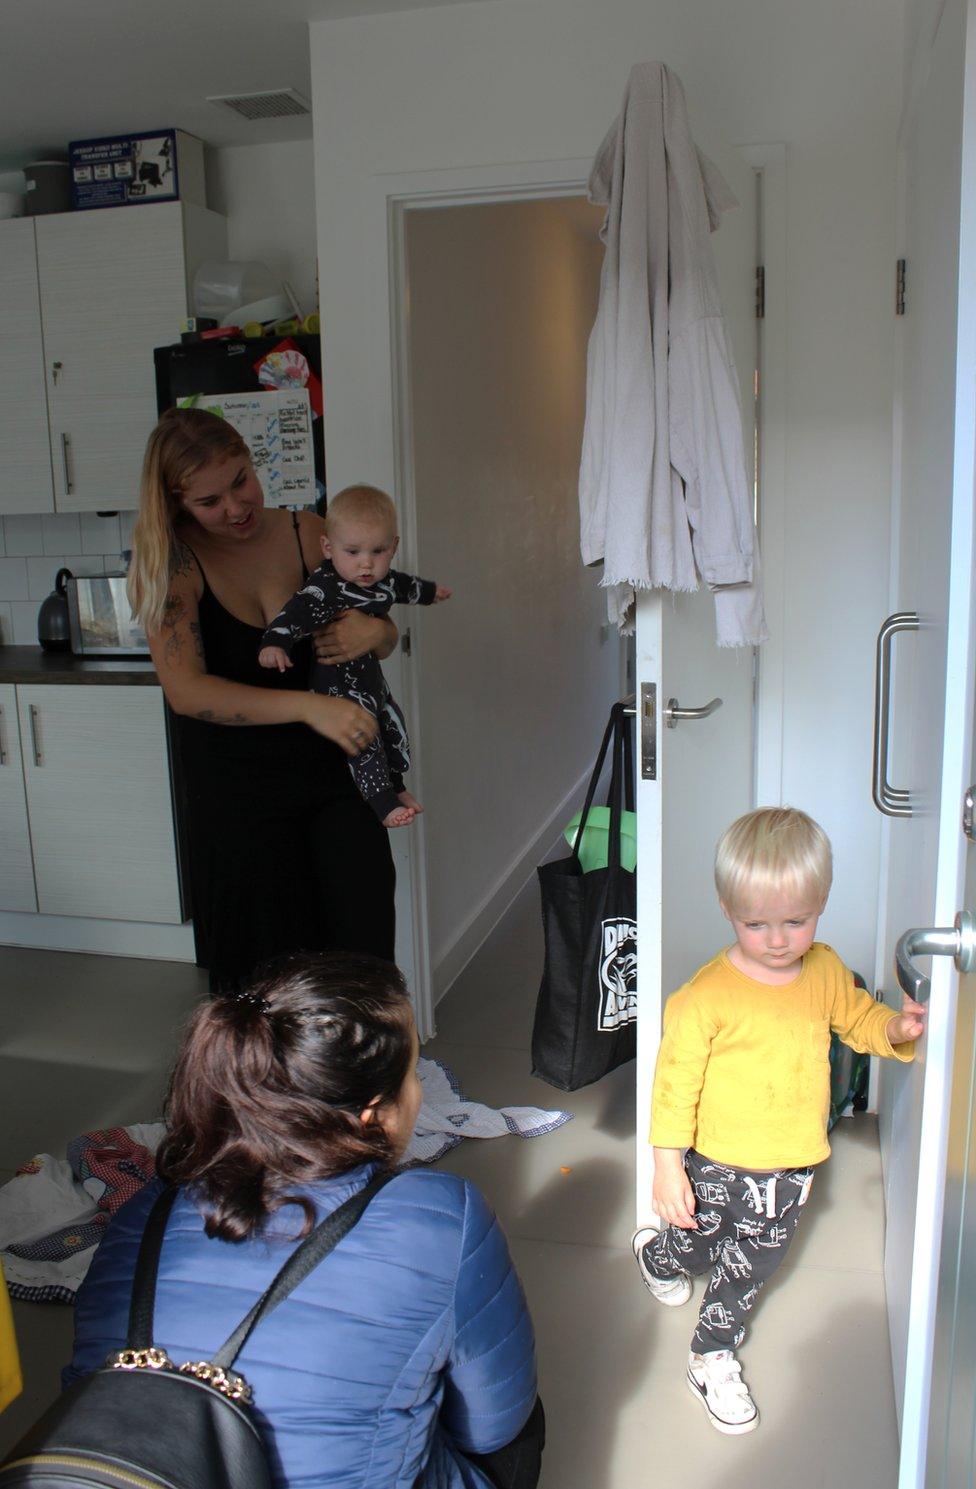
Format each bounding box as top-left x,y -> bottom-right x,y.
179,390 -> 315,506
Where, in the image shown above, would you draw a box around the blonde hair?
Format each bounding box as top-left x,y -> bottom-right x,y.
324,484 -> 397,537
715,807 -> 833,913
127,408 -> 248,633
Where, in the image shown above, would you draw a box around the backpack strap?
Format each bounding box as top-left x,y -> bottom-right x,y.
211,1171 -> 395,1369
126,1185 -> 180,1349
126,1172 -> 397,1363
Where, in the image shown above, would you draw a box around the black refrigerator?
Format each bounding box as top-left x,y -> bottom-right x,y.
153,332 -> 327,512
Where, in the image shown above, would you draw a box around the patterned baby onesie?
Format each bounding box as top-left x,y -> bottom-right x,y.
261,561 -> 437,820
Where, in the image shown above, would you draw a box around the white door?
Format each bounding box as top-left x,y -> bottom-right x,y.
0,218 -> 54,514
17,685 -> 183,923
35,204 -> 188,512
923,779 -> 976,1488
872,0 -> 976,1480
634,148 -> 759,1218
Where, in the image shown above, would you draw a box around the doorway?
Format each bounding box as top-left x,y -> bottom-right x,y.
398,193 -> 621,1016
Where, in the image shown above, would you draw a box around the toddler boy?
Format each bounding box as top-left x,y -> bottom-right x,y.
259,484 -> 450,827
632,807 -> 923,1434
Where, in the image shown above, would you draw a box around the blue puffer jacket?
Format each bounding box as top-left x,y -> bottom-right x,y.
65,1166 -> 536,1488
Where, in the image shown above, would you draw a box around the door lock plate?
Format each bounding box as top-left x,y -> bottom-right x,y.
640,682 -> 656,780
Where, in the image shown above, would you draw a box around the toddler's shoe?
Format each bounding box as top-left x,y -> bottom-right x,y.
686,1349 -> 759,1435
631,1225 -> 692,1306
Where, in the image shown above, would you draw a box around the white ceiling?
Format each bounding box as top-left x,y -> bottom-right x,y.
0,0 -> 471,171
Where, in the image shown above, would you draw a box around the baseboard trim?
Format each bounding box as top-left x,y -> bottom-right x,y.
431,765 -> 591,1007
0,911 -> 196,962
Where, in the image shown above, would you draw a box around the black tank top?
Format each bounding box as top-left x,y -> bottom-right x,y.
174,513 -> 346,778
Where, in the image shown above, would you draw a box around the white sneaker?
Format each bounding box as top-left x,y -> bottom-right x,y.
631,1226 -> 692,1306
686,1350 -> 759,1434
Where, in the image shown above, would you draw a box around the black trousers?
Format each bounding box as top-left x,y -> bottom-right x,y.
445,1398 -> 545,1489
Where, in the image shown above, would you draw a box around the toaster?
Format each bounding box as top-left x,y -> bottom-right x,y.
66,573 -> 150,657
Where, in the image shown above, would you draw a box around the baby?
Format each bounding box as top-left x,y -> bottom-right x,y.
632,806 -> 923,1435
259,484 -> 450,827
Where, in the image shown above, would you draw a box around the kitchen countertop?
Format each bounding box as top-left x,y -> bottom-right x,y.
0,646 -> 159,685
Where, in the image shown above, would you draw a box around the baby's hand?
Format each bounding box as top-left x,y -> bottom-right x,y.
652,1151 -> 698,1230
258,645 -> 292,673
433,585 -> 452,603
887,993 -> 926,1044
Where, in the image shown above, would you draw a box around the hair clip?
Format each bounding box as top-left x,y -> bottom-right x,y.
231,990 -> 271,1015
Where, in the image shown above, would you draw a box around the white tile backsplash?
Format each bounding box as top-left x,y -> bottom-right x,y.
2,515 -> 43,557
41,513 -> 82,554
0,517 -> 121,642
10,602 -> 38,644
0,557 -> 29,602
80,513 -> 121,556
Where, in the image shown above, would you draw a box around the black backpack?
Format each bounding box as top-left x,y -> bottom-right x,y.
0,1172 -> 394,1488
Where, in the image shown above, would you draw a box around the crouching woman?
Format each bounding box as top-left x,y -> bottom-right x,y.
65,953 -> 544,1489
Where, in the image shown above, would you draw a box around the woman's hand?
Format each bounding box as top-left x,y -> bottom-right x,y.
652,1149 -> 697,1230
313,610 -> 396,665
434,585 -> 453,602
302,695 -> 378,757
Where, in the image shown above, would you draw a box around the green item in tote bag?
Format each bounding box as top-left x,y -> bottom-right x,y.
563,805 -> 637,873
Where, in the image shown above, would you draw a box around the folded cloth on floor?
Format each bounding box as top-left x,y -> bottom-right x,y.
0,1061 -> 570,1302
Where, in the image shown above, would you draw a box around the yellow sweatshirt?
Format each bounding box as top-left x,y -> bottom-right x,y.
650,943 -> 914,1169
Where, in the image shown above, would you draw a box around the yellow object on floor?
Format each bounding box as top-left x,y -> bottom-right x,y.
0,1261 -> 22,1412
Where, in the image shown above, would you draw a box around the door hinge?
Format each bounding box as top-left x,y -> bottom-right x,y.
755,265 -> 765,319
400,628 -> 412,657
896,258 -> 906,316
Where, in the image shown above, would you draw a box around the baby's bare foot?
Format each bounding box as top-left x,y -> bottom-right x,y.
397,790 -> 424,814
383,805 -> 415,828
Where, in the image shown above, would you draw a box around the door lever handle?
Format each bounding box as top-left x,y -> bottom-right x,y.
664,696 -> 722,729
895,911 -> 976,1001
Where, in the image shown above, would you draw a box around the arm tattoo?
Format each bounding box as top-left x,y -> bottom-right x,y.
194,709 -> 251,726
189,621 -> 205,660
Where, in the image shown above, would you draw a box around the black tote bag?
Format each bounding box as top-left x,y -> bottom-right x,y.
531,703 -> 636,1091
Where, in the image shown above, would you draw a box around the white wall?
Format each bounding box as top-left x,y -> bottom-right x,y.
205,138 -> 318,318
309,0 -> 901,983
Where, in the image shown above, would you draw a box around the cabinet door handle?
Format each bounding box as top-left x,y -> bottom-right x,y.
60,432 -> 74,495
872,611 -> 919,817
29,704 -> 44,766
0,704 -> 7,765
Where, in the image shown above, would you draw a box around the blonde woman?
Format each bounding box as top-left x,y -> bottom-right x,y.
129,408 -> 396,992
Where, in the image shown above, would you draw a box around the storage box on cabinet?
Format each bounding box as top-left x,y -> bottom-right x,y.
2,684 -> 183,923
0,201 -> 226,515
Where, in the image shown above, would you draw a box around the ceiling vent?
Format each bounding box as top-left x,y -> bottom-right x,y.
207,88 -> 311,121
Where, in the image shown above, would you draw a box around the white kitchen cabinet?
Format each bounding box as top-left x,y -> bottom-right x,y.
16,684 -> 182,922
0,684 -> 38,912
0,219 -> 55,514
0,201 -> 226,516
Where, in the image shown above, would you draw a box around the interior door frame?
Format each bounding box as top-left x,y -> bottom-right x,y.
378,157 -> 595,1039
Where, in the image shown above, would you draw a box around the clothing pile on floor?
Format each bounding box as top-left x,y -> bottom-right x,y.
0,1058 -> 571,1302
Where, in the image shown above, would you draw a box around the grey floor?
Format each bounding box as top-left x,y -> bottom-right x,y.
0,888 -> 901,1485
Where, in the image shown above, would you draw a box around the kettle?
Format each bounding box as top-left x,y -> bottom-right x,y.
37,567 -> 73,652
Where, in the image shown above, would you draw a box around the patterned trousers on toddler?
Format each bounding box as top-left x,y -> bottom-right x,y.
642,1149 -> 814,1353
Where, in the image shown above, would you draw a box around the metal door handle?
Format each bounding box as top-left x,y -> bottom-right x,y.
28,704 -> 43,766
60,432 -> 74,495
664,696 -> 722,729
0,704 -> 7,765
895,912 -> 976,1001
872,611 -> 919,817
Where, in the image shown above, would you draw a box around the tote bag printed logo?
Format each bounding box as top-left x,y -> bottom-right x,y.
598,918 -> 637,1031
